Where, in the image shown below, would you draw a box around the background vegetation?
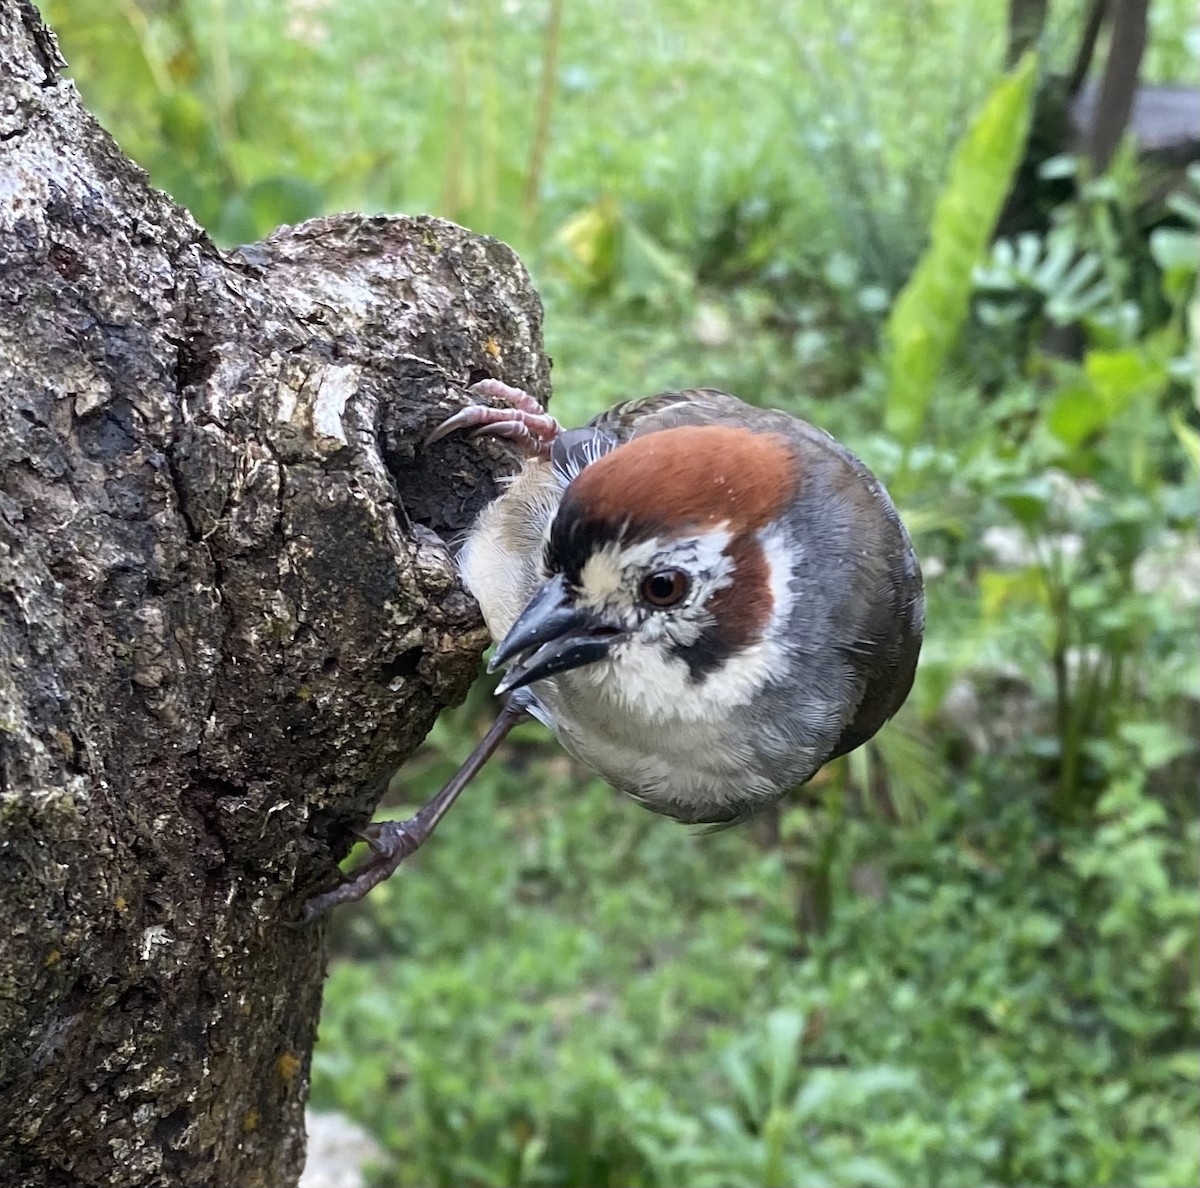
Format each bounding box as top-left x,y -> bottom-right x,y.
44,1 -> 1198,1184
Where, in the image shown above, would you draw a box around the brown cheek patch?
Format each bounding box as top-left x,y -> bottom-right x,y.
710,534 -> 773,651
565,425 -> 798,534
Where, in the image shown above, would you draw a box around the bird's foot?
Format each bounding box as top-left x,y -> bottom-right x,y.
424,378 -> 560,458
301,697 -> 530,922
302,818 -> 420,922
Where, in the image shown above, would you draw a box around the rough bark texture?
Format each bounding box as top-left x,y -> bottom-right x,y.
0,3 -> 549,1185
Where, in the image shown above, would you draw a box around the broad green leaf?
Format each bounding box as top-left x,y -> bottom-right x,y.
884,53 -> 1038,445
1151,227 -> 1199,304
1149,228 -> 1198,275
1117,721 -> 1194,771
996,475 -> 1052,526
764,1009 -> 805,1108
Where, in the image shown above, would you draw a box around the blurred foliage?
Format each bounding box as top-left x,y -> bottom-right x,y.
884,51 -> 1039,451
41,0 -> 1200,1185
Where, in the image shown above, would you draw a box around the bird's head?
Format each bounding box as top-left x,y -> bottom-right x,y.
491,424 -> 798,710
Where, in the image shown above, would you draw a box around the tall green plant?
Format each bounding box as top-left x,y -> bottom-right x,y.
884,53 -> 1038,449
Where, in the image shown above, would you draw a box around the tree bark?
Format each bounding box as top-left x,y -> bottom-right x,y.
0,3 -> 549,1185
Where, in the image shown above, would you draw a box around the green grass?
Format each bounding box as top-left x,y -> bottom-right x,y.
41,2 -> 1200,1185
47,0 -> 1005,256
312,696 -> 1197,1188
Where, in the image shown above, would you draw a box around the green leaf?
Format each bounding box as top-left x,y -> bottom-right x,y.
1150,227 -> 1199,304
1117,721 -> 1194,771
1047,384 -> 1109,447
764,1009 -> 805,1108
980,566 -> 1047,621
158,91 -> 212,157
1084,347 -> 1168,406
1149,228 -> 1198,275
884,53 -> 1038,445
1170,410 -> 1200,471
618,220 -> 695,306
555,197 -> 621,290
996,475 -> 1052,526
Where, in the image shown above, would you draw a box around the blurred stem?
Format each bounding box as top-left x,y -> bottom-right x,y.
443,12 -> 469,219
1103,645 -> 1126,738
818,0 -> 896,282
792,788 -> 843,938
939,3 -> 978,193
115,0 -> 171,94
762,1107 -> 789,1188
1048,545 -> 1078,813
480,0 -> 499,220
1006,0 -> 1048,66
208,0 -> 241,186
524,0 -> 564,221
1087,183 -> 1128,301
1087,0 -> 1148,174
1067,0 -> 1110,97
1072,654 -> 1103,785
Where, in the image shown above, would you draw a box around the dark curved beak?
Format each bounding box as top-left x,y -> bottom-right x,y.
490,574 -> 623,694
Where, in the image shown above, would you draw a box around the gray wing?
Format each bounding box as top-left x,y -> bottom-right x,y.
767,417 -> 925,771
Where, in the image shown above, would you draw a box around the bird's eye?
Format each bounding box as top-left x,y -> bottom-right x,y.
640,569 -> 689,608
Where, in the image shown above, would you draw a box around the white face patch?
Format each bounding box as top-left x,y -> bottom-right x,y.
577,548 -> 624,604
572,527 -> 733,627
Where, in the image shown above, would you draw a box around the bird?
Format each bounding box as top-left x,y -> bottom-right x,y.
303,379 -> 923,919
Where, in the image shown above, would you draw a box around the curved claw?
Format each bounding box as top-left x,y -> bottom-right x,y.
423,407 -> 487,448
349,823 -> 389,854
424,404 -> 562,456
302,820 -> 419,921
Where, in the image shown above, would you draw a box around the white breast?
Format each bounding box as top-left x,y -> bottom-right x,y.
537,655 -> 790,818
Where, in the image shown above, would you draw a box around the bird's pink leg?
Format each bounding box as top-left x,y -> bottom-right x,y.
303,695 -> 529,920
424,378 -> 561,457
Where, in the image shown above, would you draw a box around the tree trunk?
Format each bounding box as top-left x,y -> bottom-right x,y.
1005,0 -> 1048,67
0,3 -> 549,1185
1066,0 -> 1110,97
1086,0 -> 1149,173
